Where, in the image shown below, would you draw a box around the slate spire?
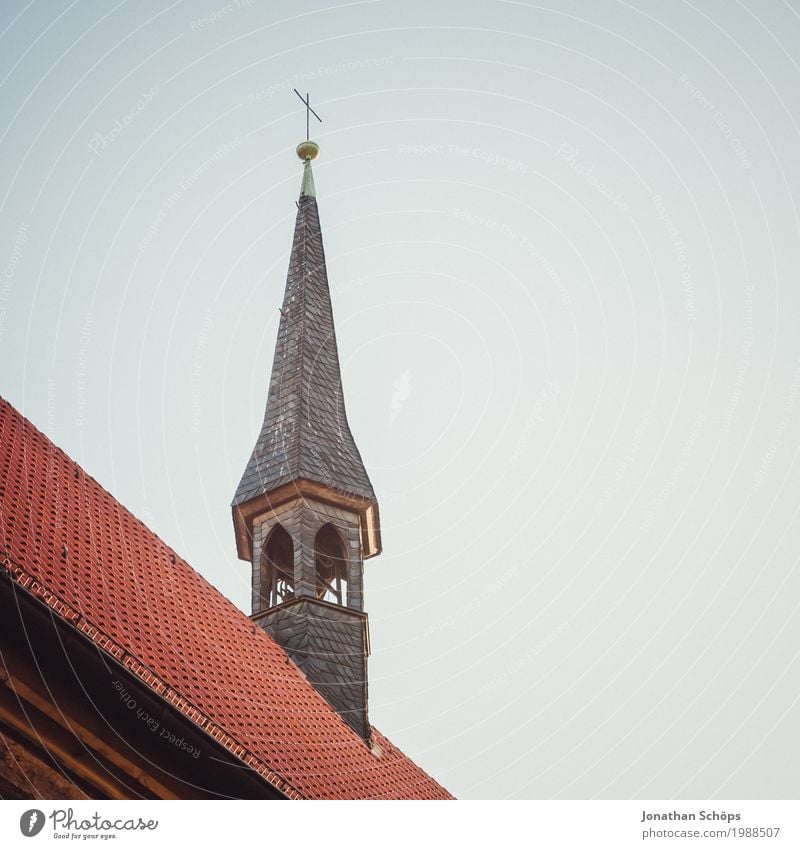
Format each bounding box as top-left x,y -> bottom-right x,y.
232,141 -> 381,563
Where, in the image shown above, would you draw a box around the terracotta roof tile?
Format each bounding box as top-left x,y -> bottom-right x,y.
0,397 -> 451,799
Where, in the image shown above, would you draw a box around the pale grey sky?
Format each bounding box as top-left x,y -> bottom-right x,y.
1,0 -> 799,800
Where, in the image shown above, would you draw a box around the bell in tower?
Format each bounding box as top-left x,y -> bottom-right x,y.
232,130 -> 380,743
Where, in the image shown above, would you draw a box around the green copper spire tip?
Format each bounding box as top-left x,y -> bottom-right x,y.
300,159 -> 316,198
297,140 -> 319,198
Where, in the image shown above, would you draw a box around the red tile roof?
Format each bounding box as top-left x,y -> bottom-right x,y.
0,397 -> 451,799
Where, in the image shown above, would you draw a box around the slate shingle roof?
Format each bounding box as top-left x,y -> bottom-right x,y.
0,397 -> 451,799
233,182 -> 376,508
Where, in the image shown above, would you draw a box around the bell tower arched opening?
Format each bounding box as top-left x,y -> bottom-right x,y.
260,524 -> 294,609
314,523 -> 348,606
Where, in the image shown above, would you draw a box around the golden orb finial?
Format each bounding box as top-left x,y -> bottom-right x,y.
296,140 -> 320,161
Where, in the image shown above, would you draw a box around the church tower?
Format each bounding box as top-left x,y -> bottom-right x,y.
232,138 -> 381,743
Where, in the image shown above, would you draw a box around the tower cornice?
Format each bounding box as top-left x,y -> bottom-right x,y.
232,478 -> 382,562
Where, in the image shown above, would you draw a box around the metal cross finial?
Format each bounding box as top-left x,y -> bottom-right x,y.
293,89 -> 322,141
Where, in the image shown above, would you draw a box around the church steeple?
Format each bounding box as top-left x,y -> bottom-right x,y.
232,139 -> 380,742
232,140 -> 381,564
